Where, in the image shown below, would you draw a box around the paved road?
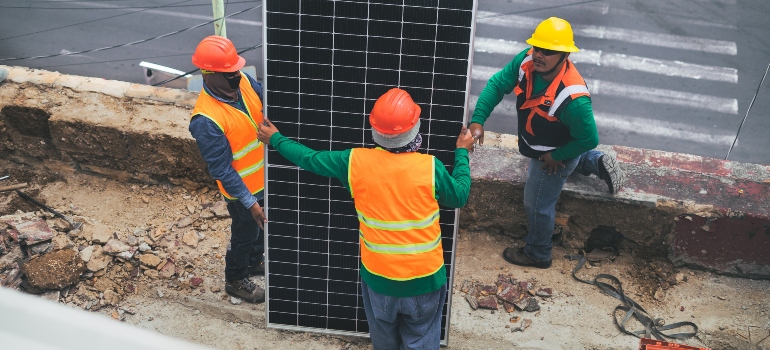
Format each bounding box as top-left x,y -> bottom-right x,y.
1,0 -> 768,165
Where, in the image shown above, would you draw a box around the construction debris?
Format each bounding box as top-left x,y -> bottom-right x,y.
0,187 -> 238,320
462,274 -> 550,314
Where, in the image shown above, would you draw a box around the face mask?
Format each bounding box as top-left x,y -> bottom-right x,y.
202,72 -> 241,101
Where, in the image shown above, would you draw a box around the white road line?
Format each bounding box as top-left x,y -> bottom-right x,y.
476,11 -> 737,55
474,37 -> 738,83
67,1 -> 261,26
471,65 -> 739,115
606,7 -> 736,30
483,0 -> 610,15
468,96 -> 734,145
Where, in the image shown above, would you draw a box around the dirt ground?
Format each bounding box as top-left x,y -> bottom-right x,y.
1,164 -> 769,350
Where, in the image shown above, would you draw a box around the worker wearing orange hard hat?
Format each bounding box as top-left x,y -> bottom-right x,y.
258,88 -> 475,349
188,35 -> 267,304
469,18 -> 625,269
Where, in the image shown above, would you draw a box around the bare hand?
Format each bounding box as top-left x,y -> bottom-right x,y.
539,152 -> 565,175
456,126 -> 475,151
469,123 -> 484,146
249,203 -> 267,230
257,117 -> 280,145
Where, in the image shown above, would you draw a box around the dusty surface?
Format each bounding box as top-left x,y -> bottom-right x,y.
1,164 -> 769,350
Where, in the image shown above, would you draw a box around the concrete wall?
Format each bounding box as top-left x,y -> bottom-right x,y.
2,66 -> 769,279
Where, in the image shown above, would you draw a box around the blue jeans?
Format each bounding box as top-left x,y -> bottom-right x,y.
523,150 -> 603,262
224,196 -> 264,280
361,280 -> 447,350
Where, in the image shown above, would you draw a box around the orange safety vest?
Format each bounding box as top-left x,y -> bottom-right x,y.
513,48 -> 590,159
191,72 -> 264,199
348,148 -> 444,281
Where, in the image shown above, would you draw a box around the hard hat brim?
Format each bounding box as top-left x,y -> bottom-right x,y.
526,38 -> 579,53
372,119 -> 421,149
220,56 -> 246,72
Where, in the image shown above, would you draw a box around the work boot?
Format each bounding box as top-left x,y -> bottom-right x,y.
248,261 -> 265,276
598,154 -> 625,194
502,247 -> 552,269
225,277 -> 265,303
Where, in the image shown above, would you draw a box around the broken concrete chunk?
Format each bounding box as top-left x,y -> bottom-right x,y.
0,245 -> 22,271
182,231 -> 199,247
79,245 -> 95,263
26,241 -> 52,255
460,279 -> 473,293
138,242 -> 151,252
536,288 -> 553,298
91,230 -> 113,244
51,235 -> 73,250
86,246 -> 112,272
212,201 -> 230,218
103,239 -> 130,255
478,284 -> 497,296
511,318 -> 533,333
200,209 -> 215,219
22,249 -> 85,290
465,294 -> 479,310
8,219 -> 54,245
159,260 -> 176,279
139,253 -> 162,268
503,301 -> 516,313
496,273 -> 513,286
514,297 -> 540,312
102,289 -> 120,305
496,282 -> 518,303
477,295 -> 499,310
177,216 -> 195,228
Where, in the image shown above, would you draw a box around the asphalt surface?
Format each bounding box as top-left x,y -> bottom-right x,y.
1,0 -> 768,165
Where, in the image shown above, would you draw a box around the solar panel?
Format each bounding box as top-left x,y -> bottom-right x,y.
262,0 -> 477,345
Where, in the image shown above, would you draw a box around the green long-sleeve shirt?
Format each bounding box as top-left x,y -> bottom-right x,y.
269,132 -> 471,297
470,48 -> 599,161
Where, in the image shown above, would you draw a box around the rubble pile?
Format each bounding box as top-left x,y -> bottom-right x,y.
460,273 -> 554,333
0,186 -> 235,319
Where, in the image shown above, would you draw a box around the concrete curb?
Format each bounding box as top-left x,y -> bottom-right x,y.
1,67 -> 768,278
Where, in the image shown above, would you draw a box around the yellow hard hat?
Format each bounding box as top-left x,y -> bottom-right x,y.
526,17 -> 579,53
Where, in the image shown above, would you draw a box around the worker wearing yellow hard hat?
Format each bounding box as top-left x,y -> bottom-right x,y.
469,17 -> 625,268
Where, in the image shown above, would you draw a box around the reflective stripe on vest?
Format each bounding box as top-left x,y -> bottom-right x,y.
349,148 -> 444,281
357,209 -> 439,231
190,72 -> 264,199
359,230 -> 441,255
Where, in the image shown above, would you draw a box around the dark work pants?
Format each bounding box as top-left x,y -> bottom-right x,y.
224,198 -> 264,281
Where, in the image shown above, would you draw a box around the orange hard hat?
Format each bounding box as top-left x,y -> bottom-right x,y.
191,36 -> 246,72
370,88 -> 422,148
370,88 -> 421,135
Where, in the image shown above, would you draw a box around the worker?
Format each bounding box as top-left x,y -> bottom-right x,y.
257,88 -> 474,349
188,36 -> 267,303
468,17 -> 625,269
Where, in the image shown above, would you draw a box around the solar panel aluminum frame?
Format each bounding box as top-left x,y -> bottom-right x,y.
262,1 -> 479,346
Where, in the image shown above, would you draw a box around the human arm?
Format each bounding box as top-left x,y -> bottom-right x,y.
258,118 -> 351,187
189,115 -> 259,210
469,48 -> 530,144
550,97 -> 599,161
434,126 -> 474,208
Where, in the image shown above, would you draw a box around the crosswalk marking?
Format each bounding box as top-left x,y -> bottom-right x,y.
471,65 -> 738,115
467,96 -> 734,146
474,38 -> 738,83
476,11 -> 737,55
